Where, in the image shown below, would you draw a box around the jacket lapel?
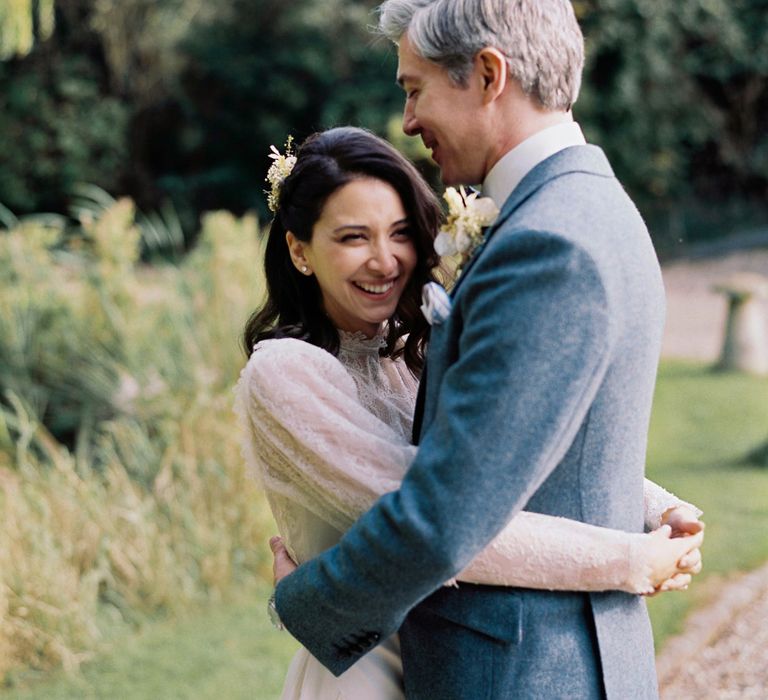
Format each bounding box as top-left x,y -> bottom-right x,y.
449,145 -> 614,298
413,145 -> 614,440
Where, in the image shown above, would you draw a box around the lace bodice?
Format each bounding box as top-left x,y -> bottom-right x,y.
235,334 -> 699,595
336,331 -> 417,443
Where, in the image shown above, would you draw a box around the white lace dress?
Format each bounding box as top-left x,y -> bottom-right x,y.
235,331 -> 697,700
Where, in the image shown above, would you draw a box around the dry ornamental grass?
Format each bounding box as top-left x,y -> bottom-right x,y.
0,200 -> 274,679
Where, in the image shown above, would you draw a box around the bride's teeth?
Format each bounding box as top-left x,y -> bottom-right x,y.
357,281 -> 394,294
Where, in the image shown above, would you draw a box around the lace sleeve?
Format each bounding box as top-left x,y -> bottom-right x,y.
454,512 -> 659,594
234,338 -> 417,535
643,478 -> 703,530
452,479 -> 703,595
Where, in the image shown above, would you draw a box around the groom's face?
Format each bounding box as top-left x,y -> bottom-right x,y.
397,34 -> 487,186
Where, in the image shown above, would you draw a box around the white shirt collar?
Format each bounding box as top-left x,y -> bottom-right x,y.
482,121 -> 586,208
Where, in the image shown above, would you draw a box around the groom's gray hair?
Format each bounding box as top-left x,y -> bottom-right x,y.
378,0 -> 584,111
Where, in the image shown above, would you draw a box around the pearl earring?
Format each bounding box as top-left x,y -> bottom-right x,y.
300,265 -> 309,274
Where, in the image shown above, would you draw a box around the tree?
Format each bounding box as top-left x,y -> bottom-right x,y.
161,0 -> 405,222
1,0 -> 765,246
0,0 -> 55,59
576,0 -> 768,246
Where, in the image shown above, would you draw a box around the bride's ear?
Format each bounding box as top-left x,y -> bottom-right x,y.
286,231 -> 312,275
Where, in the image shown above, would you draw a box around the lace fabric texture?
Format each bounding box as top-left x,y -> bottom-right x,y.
644,480 -> 701,530
234,332 -> 697,596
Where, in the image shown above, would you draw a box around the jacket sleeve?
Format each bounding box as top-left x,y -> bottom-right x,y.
275,228 -> 619,675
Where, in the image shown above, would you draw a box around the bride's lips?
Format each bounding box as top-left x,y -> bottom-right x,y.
351,278 -> 399,300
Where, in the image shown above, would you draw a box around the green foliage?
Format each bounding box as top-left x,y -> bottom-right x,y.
0,55 -> 129,213
1,0 -> 767,243
0,0 -> 55,59
87,0 -> 208,101
577,0 -> 768,242
0,199 -> 272,679
0,587 -> 299,699
170,0 -> 402,220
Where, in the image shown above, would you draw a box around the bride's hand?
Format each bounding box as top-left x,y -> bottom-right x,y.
270,535 -> 298,585
640,525 -> 704,596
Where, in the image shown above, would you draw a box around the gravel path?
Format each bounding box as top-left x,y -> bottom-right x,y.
656,564 -> 768,699
656,249 -> 768,698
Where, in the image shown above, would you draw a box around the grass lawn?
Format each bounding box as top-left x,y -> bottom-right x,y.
645,363 -> 768,643
3,362 -> 767,698
1,583 -> 300,700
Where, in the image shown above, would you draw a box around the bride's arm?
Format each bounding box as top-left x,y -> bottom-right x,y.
453,509 -> 702,595
238,339 -> 701,593
235,339 -> 417,538
643,478 -> 702,531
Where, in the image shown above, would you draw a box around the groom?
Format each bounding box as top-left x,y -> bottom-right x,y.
273,1 -> 701,697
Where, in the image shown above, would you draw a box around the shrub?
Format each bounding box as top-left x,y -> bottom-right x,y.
0,200 -> 272,678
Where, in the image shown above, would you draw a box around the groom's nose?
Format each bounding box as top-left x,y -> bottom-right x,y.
403,101 -> 420,136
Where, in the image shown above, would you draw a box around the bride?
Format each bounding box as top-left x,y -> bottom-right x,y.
235,126 -> 703,699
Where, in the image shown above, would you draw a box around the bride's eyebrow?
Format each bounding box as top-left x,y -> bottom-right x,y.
332,218 -> 409,234
332,224 -> 368,234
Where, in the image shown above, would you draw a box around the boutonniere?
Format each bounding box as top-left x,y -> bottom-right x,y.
420,282 -> 452,326
433,187 -> 500,271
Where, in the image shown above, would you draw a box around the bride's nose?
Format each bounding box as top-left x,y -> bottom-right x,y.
367,240 -> 398,276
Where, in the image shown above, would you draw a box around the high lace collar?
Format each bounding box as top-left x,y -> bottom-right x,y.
338,329 -> 387,355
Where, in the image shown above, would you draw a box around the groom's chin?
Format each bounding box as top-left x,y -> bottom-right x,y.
438,165 -> 482,189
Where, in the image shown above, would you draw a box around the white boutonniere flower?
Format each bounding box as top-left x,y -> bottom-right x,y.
434,187 -> 500,270
420,281 -> 452,326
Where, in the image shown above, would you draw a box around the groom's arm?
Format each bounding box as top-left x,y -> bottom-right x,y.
275,228 -> 614,675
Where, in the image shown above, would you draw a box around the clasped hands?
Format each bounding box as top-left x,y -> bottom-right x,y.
644,504 -> 704,595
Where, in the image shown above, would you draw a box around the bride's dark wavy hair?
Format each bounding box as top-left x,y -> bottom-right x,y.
243,126 -> 442,376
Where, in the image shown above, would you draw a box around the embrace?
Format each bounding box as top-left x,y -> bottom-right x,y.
235,1 -> 705,698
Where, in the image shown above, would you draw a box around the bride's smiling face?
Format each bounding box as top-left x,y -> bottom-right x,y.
287,177 -> 418,337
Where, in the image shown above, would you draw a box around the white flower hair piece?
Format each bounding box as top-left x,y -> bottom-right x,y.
434,187 -> 499,264
266,136 -> 297,213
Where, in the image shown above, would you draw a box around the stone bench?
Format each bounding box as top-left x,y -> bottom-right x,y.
712,272 -> 768,375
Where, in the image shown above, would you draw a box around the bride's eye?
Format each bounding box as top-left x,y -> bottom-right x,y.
340,233 -> 366,242
392,227 -> 412,239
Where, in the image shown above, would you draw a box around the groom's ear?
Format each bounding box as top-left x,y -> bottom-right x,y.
476,47 -> 507,104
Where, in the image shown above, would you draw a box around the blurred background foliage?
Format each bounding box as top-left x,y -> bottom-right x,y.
0,196 -> 273,679
576,0 -> 768,248
0,0 -> 765,249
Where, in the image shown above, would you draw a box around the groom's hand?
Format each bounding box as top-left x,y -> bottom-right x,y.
661,505 -> 704,576
662,504 -> 705,538
645,507 -> 705,596
270,535 -> 298,585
